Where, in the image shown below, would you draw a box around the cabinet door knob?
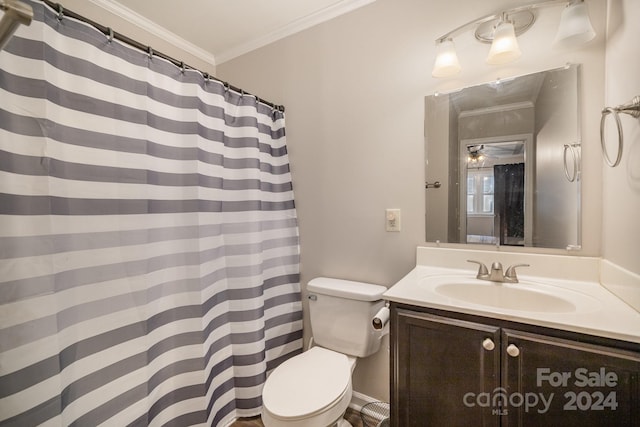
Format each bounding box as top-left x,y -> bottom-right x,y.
482,338 -> 495,351
506,344 -> 520,357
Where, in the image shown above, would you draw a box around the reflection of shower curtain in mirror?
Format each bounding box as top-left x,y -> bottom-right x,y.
494,163 -> 525,246
0,1 -> 302,425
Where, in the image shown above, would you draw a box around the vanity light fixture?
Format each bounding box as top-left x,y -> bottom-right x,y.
431,0 -> 595,78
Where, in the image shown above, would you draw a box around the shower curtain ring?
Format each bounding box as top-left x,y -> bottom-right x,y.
107,27 -> 114,43
180,62 -> 185,74
147,46 -> 153,59
56,4 -> 64,21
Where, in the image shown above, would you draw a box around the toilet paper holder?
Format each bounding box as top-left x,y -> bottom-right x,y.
372,302 -> 390,331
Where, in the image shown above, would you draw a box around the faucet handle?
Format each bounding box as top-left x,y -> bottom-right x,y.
467,260 -> 489,279
504,263 -> 530,282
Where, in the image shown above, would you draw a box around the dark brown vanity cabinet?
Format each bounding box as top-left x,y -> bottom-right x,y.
392,307 -> 502,426
390,304 -> 640,427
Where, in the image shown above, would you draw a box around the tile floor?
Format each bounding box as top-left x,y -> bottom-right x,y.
230,407 -> 365,427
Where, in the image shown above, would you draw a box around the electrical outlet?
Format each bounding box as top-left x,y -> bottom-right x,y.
386,209 -> 401,232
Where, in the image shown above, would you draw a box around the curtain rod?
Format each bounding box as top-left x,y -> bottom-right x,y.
40,0 -> 284,113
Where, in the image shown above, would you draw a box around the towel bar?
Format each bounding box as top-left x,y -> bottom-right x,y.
600,96 -> 640,167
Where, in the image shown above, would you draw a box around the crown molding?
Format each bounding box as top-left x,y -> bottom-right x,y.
215,0 -> 377,64
85,0 -> 376,67
458,101 -> 534,118
86,0 -> 217,67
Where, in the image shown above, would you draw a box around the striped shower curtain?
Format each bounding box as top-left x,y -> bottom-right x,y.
0,1 -> 302,426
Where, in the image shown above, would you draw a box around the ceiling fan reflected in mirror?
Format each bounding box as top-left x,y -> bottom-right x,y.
467,144 -> 486,165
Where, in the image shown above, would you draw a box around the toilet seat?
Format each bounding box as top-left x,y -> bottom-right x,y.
262,346 -> 353,425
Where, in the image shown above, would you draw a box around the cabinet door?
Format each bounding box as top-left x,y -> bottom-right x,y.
502,329 -> 640,427
392,309 -> 501,427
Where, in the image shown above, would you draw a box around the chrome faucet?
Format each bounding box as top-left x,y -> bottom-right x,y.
467,260 -> 530,283
489,262 -> 505,282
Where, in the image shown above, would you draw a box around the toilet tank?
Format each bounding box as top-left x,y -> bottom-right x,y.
307,277 -> 387,358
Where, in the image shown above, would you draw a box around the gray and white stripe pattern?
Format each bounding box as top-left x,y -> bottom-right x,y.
0,1 -> 302,425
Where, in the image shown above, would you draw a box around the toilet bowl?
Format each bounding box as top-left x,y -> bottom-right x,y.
261,346 -> 356,427
261,277 -> 387,427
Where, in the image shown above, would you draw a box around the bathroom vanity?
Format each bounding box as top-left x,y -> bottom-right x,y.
384,247 -> 640,427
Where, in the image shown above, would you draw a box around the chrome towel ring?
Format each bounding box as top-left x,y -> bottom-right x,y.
563,143 -> 580,182
600,96 -> 640,167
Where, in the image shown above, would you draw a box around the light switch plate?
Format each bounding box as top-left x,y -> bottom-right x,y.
386,209 -> 401,232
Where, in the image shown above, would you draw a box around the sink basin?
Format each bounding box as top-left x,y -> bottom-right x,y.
420,276 -> 601,314
435,282 -> 576,312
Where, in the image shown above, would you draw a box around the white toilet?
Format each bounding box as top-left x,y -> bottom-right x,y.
261,277 -> 387,427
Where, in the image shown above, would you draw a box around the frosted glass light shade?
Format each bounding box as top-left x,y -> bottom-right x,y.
553,0 -> 596,49
486,21 -> 521,65
432,38 -> 461,78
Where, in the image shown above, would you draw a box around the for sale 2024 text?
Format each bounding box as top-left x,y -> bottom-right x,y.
537,367 -> 618,411
462,367 -> 619,414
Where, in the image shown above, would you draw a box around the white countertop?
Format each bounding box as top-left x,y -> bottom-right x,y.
383,248 -> 640,344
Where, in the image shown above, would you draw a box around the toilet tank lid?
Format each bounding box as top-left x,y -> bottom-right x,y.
307,277 -> 387,301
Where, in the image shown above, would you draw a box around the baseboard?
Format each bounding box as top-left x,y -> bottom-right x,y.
350,391 -> 389,423
350,391 -> 374,412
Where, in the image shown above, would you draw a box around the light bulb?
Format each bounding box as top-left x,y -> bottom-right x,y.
432,38 -> 461,78
553,0 -> 596,49
486,20 -> 521,65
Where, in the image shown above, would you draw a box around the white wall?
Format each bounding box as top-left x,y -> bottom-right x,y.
601,0 -> 640,307
218,0 -> 608,401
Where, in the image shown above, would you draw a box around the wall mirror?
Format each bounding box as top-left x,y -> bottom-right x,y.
425,64 -> 581,249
